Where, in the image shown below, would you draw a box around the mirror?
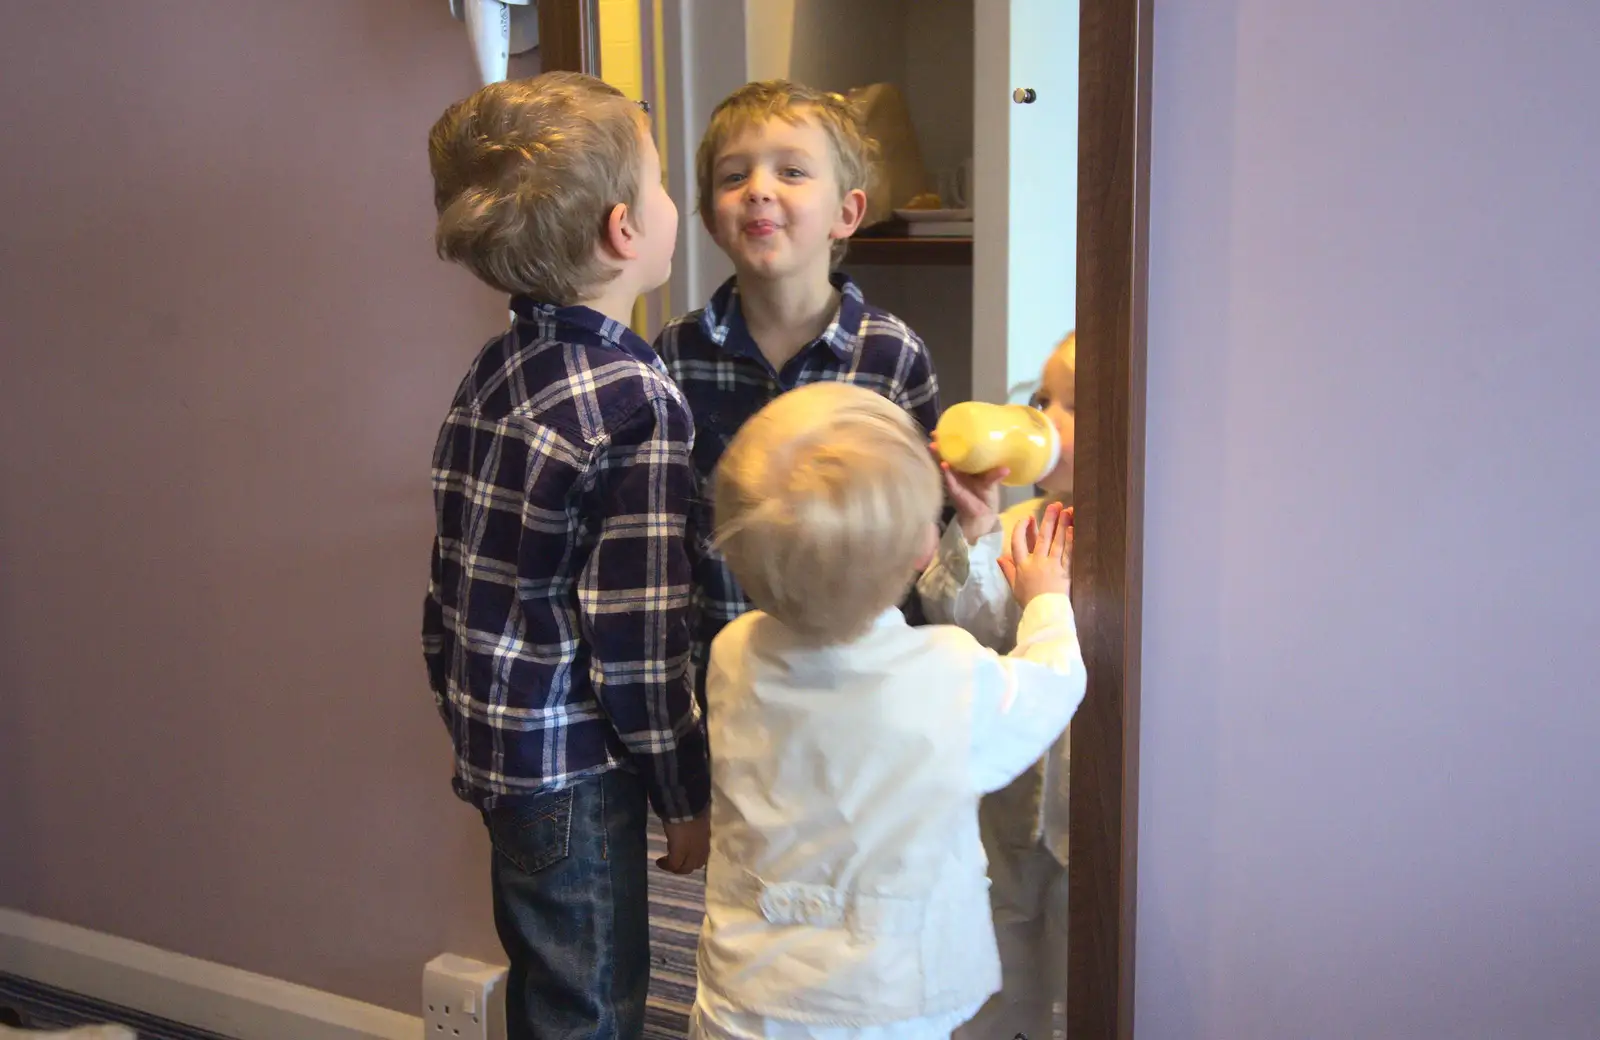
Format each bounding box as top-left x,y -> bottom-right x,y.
535,1 -> 1150,1036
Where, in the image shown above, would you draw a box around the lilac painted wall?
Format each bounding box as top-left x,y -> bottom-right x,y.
1137,2 -> 1600,1037
0,1 -> 509,1011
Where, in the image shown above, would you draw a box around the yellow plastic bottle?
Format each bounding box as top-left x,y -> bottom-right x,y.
934,401 -> 1061,487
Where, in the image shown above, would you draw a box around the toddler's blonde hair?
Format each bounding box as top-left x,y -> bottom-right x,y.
714,383 -> 941,644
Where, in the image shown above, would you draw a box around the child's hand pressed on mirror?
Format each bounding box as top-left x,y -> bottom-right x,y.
998,501 -> 1073,605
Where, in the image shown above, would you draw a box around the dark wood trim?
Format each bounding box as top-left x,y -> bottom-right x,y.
1067,0 -> 1153,1038
535,0 -> 596,74
844,236 -> 973,266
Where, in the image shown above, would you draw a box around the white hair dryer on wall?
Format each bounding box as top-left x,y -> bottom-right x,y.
448,0 -> 539,86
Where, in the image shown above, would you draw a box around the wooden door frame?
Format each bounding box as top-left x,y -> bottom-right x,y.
535,0 -> 598,76
1067,0 -> 1153,1038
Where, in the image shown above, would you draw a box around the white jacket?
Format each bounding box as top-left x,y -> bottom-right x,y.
697,594 -> 1086,1026
916,497 -> 1073,865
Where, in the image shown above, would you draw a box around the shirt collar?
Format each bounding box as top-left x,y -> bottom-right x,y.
697,272 -> 865,365
870,606 -> 909,633
509,297 -> 658,366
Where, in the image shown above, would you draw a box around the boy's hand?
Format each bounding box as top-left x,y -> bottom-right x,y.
929,438 -> 1007,543
658,814 -> 710,875
998,502 -> 1073,605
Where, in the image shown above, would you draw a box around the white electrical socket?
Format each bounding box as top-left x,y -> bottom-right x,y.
423,953 -> 508,1040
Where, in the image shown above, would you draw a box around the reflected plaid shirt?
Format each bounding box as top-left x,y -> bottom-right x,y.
423,299 -> 709,821
654,274 -> 941,692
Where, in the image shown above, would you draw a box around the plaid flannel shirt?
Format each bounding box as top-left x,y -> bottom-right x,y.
423,299 -> 709,822
654,273 -> 941,693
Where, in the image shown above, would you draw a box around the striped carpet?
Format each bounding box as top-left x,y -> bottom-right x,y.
645,818 -> 706,1040
0,974 -> 230,1039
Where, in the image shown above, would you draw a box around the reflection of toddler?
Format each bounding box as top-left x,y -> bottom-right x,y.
691,382 -> 1087,1040
918,332 -> 1078,1040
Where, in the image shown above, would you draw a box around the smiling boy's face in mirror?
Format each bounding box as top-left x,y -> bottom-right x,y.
707,111 -> 864,281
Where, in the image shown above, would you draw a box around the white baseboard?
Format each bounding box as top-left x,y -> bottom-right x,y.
0,909 -> 421,1040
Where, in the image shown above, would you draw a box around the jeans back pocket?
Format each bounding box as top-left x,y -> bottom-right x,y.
485,788 -> 574,876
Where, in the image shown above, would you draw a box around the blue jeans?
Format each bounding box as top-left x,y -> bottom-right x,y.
484,770 -> 651,1040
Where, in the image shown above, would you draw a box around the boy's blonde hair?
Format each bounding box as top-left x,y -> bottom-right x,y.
1031,330 -> 1077,410
714,383 -> 941,644
428,71 -> 648,303
695,80 -> 878,267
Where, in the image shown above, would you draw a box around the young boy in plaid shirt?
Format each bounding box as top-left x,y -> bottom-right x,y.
422,72 -> 707,1040
655,81 -> 941,694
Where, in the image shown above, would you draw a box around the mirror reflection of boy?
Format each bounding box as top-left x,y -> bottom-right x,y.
653,80 -> 942,703
918,332 -> 1078,1040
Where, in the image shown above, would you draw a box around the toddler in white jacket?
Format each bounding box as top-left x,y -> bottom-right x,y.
917,332 -> 1078,1040
691,382 -> 1087,1040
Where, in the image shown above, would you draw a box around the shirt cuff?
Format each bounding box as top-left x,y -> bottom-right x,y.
645,740 -> 712,824
1016,592 -> 1075,643
936,518 -> 1005,586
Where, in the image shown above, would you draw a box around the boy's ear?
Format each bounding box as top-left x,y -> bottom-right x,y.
831,187 -> 868,239
601,202 -> 639,261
